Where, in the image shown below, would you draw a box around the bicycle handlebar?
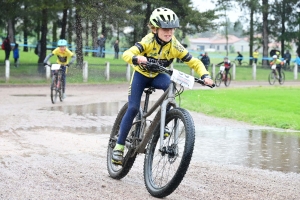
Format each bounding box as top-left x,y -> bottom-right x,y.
141,62 -> 215,88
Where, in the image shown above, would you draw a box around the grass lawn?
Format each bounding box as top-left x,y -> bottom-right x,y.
180,86 -> 300,130
1,49 -> 300,131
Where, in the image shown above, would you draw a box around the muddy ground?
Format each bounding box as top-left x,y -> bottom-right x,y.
0,81 -> 299,200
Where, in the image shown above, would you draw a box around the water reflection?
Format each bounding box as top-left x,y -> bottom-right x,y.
44,101 -> 157,116
194,126 -> 300,173
42,101 -> 300,173
46,101 -> 127,116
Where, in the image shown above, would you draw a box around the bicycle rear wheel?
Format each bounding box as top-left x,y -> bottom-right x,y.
268,72 -> 276,85
107,103 -> 140,180
279,71 -> 285,85
144,108 -> 195,198
224,72 -> 231,87
214,73 -> 222,87
50,75 -> 58,104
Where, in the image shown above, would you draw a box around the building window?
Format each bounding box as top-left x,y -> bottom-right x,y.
224,45 -> 227,50
217,45 -> 219,50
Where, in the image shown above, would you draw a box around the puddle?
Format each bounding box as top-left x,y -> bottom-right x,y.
194,126 -> 300,173
11,94 -> 47,97
44,101 -> 158,116
40,101 -> 300,173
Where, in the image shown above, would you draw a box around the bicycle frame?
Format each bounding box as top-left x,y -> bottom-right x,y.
134,82 -> 178,154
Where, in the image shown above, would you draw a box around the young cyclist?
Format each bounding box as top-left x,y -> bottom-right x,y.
112,7 -> 214,165
217,56 -> 231,80
13,43 -> 19,68
44,39 -> 76,99
270,55 -> 284,80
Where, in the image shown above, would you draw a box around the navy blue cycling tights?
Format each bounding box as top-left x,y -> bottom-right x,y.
117,71 -> 171,145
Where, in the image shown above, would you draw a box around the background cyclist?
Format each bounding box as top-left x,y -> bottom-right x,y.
270,55 -> 284,80
44,39 -> 76,99
112,7 -> 214,165
217,56 -> 231,80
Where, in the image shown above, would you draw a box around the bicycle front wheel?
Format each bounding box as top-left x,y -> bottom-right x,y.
279,71 -> 285,85
51,75 -> 58,104
224,72 -> 231,87
144,108 -> 195,198
107,103 -> 140,180
268,72 -> 276,85
215,73 -> 222,87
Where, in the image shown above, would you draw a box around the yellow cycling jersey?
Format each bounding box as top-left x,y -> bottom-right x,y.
253,51 -> 259,58
52,47 -> 74,65
270,59 -> 284,65
122,32 -> 209,78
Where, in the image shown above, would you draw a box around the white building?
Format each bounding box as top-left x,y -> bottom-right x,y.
189,34 -> 249,53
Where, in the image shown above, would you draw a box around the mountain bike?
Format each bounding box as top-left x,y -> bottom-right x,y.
215,65 -> 231,87
106,62 -> 214,198
45,64 -> 65,104
268,64 -> 285,85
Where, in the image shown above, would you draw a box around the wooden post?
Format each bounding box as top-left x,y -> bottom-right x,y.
126,64 -> 131,81
105,62 -> 110,81
5,60 -> 10,83
46,65 -> 50,80
212,64 -> 215,79
232,63 -> 236,80
294,63 -> 298,80
252,63 -> 256,80
83,61 -> 88,82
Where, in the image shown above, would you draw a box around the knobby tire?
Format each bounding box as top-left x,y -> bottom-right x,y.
107,103 -> 140,179
51,75 -> 58,104
268,72 -> 276,85
215,73 -> 222,87
224,72 -> 231,87
144,108 -> 195,198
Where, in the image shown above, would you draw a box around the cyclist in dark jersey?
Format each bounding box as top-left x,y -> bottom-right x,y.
217,56 -> 231,80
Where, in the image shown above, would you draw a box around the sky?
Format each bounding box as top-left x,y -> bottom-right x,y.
191,0 -> 241,22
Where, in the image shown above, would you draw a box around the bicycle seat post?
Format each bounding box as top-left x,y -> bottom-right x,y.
143,87 -> 154,113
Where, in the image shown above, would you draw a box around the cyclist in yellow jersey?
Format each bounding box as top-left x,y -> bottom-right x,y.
253,49 -> 259,64
44,39 -> 76,99
270,55 -> 284,80
112,7 -> 214,165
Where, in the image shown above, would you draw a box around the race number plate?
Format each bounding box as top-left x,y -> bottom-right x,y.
271,64 -> 276,69
51,64 -> 61,70
220,66 -> 225,72
171,69 -> 194,89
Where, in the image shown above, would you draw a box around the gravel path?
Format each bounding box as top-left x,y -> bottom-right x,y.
0,82 -> 299,199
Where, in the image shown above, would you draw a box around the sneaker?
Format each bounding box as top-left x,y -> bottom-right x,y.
62,93 -> 66,99
112,144 -> 124,165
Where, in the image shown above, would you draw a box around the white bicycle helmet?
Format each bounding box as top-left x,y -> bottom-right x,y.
57,39 -> 68,47
149,7 -> 180,28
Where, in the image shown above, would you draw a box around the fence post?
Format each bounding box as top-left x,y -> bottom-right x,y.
105,62 -> 110,81
46,65 -> 50,80
5,60 -> 10,83
190,69 -> 194,76
83,61 -> 88,82
212,64 -> 215,79
294,63 -> 298,80
252,63 -> 256,80
232,63 -> 236,80
126,64 -> 131,81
